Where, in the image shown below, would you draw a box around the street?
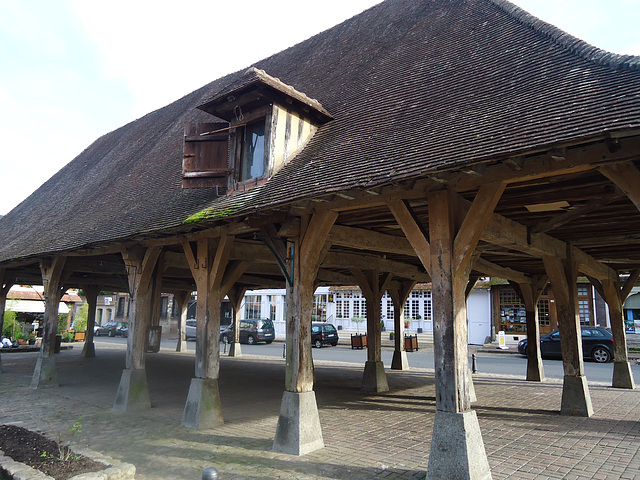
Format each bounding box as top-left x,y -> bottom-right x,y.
94,335 -> 639,384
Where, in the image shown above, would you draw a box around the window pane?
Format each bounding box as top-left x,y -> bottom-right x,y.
241,122 -> 265,180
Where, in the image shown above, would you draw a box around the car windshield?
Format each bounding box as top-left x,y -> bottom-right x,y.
259,320 -> 274,329
323,325 -> 337,333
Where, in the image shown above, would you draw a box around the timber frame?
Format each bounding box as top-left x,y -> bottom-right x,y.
1,1 -> 639,478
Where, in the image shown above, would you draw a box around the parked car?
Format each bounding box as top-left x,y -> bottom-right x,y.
311,322 -> 339,348
185,319 -> 230,341
518,326 -> 614,363
220,319 -> 275,345
95,321 -> 128,337
185,318 -> 196,340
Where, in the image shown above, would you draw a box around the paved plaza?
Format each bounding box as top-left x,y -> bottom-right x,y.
0,343 -> 638,479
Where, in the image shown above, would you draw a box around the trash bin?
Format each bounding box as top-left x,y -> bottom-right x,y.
54,334 -> 62,353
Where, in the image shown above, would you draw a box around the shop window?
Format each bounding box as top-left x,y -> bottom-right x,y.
244,295 -> 261,319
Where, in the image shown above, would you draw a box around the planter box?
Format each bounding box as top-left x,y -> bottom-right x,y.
404,334 -> 418,352
74,331 -> 86,341
350,333 -> 367,349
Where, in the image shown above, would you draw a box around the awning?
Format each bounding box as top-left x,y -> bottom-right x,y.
5,300 -> 69,314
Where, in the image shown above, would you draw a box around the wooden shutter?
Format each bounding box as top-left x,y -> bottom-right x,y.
183,123 -> 230,189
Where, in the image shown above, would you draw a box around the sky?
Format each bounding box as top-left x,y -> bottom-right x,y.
1,0 -> 639,216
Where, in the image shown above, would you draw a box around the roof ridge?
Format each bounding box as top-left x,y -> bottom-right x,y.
489,0 -> 640,71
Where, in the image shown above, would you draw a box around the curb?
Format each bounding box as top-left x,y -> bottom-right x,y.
0,448 -> 135,480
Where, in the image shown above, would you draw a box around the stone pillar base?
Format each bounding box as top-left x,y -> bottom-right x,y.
81,342 -> 96,358
469,372 -> 477,403
362,360 -> 389,392
113,368 -> 150,412
612,361 -> 635,389
526,357 -> 545,382
561,375 -> 593,417
175,339 -> 187,352
31,356 -> 58,388
273,391 -> 324,455
228,342 -> 242,357
391,350 -> 409,370
182,377 -> 224,429
426,410 -> 491,480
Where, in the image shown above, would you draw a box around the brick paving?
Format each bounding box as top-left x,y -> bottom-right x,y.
0,344 -> 638,479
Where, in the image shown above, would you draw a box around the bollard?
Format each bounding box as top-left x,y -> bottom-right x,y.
283,344 -> 286,358
203,467 -> 219,480
471,353 -> 478,374
223,340 -> 227,354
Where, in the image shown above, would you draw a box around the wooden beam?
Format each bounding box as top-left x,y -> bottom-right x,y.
388,199 -> 431,273
329,225 -> 414,256
599,162 -> 640,211
571,247 -> 617,282
453,182 -> 506,275
472,257 -> 529,284
531,189 -> 626,234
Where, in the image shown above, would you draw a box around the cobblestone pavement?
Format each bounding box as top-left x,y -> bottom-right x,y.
0,344 -> 638,479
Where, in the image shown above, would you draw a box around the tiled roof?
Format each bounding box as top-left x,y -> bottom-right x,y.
1,0 -> 639,263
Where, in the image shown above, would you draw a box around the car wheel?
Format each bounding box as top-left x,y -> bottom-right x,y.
265,340 -> 273,344
315,339 -> 323,348
331,342 -> 338,346
108,330 -> 115,337
592,346 -> 611,363
246,335 -> 255,345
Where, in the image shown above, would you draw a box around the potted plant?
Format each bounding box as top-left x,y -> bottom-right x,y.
26,333 -> 36,345
15,332 -> 27,345
389,331 -> 395,341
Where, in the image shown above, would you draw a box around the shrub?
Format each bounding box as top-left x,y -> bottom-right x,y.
2,310 -> 18,338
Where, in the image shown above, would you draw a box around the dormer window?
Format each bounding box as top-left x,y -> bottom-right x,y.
185,68 -> 333,192
239,120 -> 266,181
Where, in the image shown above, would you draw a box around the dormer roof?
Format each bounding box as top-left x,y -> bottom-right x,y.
197,67 -> 333,125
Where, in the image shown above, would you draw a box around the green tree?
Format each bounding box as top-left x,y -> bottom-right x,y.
72,303 -> 88,332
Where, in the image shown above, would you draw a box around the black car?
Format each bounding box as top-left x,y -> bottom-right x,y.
311,322 -> 339,348
220,319 -> 275,345
95,321 -> 128,337
518,326 -> 614,363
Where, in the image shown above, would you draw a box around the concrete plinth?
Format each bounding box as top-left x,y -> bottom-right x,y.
228,342 -> 242,357
273,391 -> 324,455
31,357 -> 58,388
391,350 -> 409,370
113,368 -> 150,412
426,410 -> 491,480
81,342 -> 96,358
175,339 -> 187,352
561,375 -> 593,417
612,361 -> 635,389
182,377 -> 224,429
362,360 -> 389,392
469,373 -> 477,403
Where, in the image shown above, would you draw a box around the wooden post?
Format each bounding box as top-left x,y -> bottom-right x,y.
388,280 -> 416,370
273,210 -> 337,456
601,275 -> 636,389
181,235 -> 241,429
426,188 -> 500,480
512,276 -> 548,382
226,285 -> 247,357
174,290 -> 191,353
543,251 -> 593,416
32,256 -> 67,388
351,268 -> 392,391
113,246 -> 161,411
0,270 -> 15,373
81,285 -> 100,358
